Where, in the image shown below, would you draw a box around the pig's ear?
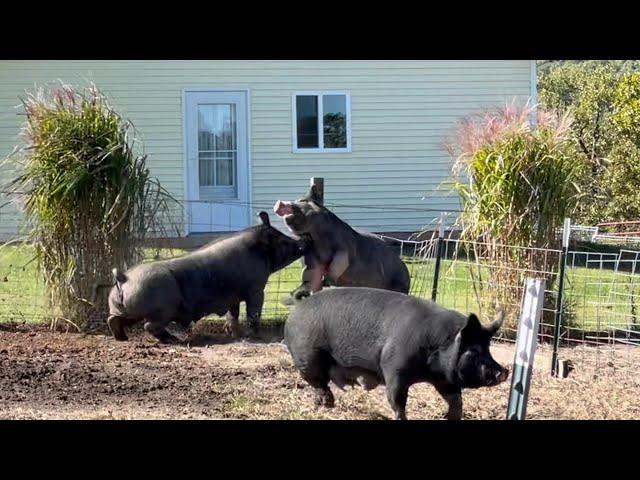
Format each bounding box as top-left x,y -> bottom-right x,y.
484,308 -> 505,337
257,211 -> 271,227
461,313 -> 482,340
308,185 -> 323,206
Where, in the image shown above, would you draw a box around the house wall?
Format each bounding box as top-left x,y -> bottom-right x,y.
0,60 -> 534,239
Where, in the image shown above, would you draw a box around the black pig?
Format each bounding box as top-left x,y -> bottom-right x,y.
284,287 -> 509,420
273,186 -> 410,300
107,211 -> 310,343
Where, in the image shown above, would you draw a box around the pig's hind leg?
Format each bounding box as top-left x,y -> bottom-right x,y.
313,385 -> 335,409
223,303 -> 241,338
107,315 -> 130,341
143,310 -> 180,344
381,355 -> 411,419
244,290 -> 264,338
297,351 -> 335,409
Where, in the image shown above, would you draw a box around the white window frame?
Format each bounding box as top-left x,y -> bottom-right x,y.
292,91 -> 351,153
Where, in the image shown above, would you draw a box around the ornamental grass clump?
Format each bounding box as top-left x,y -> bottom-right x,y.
445,100 -> 586,333
1,82 -> 177,331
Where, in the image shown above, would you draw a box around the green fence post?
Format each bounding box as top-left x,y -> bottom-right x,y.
551,217 -> 571,377
507,277 -> 546,420
431,217 -> 444,302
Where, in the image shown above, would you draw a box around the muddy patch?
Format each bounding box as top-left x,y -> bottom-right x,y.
0,326 -> 639,420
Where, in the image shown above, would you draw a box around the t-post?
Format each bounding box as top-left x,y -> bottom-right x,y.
506,277 -> 546,420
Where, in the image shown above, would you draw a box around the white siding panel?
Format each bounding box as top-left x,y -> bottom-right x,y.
0,60 -> 532,238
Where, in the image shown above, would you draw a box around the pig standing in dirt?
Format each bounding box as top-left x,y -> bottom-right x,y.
273,186 -> 410,302
107,211 -> 310,343
284,287 -> 509,420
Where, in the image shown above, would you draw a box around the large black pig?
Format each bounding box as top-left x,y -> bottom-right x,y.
284,287 -> 509,420
107,211 -> 310,343
273,186 -> 410,301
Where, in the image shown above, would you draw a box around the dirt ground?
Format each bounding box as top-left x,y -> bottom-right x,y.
1,322 -> 639,420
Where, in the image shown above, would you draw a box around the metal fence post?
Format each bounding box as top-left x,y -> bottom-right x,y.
431,216 -> 445,302
507,277 -> 546,420
551,217 -> 571,377
310,177 -> 324,203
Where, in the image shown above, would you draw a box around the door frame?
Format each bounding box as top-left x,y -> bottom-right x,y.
181,87 -> 252,236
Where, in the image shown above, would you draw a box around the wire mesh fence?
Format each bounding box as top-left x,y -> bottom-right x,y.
557,249 -> 640,377
428,236 -> 640,378
0,241 -> 436,325
2,197 -> 640,379
433,237 -> 562,343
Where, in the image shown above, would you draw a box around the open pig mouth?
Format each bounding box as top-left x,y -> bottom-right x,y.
273,200 -> 295,223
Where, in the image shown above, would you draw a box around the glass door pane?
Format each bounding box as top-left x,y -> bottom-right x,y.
197,103 -> 237,199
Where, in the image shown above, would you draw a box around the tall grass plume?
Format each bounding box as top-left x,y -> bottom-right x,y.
444,99 -> 585,333
1,82 -> 179,331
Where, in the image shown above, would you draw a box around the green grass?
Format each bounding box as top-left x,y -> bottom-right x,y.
1,244 -> 639,332
0,245 -> 59,323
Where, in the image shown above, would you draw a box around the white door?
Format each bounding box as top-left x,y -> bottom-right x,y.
185,90 -> 250,233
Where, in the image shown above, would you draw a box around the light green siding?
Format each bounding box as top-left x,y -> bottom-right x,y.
0,60 -> 533,238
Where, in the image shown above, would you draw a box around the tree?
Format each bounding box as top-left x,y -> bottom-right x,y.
538,60 -> 640,224
611,72 -> 640,143
606,73 -> 640,222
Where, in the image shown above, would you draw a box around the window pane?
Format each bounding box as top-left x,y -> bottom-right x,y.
216,154 -> 234,186
296,95 -> 319,148
198,152 -> 215,186
323,95 -> 347,148
198,104 -> 237,192
216,105 -> 236,151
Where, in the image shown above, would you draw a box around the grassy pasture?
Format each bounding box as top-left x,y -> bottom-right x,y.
1,244 -> 638,332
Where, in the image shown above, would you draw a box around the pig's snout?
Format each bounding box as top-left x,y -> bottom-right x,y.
273,200 -> 293,217
483,364 -> 509,387
488,367 -> 509,386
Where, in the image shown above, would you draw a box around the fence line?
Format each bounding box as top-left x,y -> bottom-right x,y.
2,200 -> 640,378
0,196 -> 462,242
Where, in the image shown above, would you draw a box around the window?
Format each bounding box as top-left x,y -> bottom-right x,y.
292,92 -> 351,152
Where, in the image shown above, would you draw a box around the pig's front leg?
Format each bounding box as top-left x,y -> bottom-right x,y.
384,375 -> 409,420
297,265 -> 325,296
223,303 -> 241,338
245,290 -> 264,338
327,250 -> 349,284
434,383 -> 463,420
291,255 -> 324,301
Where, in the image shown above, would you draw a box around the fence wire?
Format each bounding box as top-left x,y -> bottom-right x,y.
433,237 -> 562,343
558,250 -> 640,377
2,198 -> 640,379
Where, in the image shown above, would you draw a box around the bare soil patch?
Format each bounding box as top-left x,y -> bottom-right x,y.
1,322 -> 638,420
